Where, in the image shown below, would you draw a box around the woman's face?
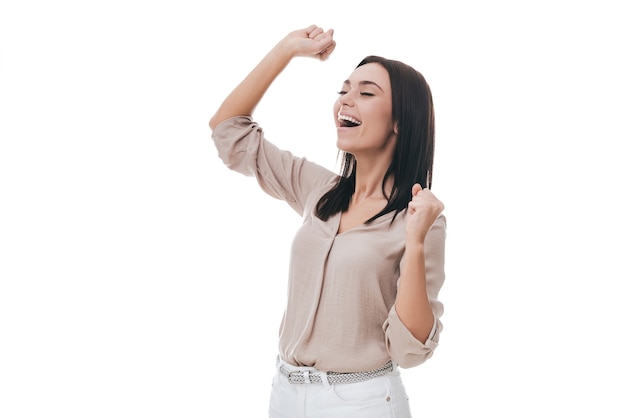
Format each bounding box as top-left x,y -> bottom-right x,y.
333,62 -> 396,157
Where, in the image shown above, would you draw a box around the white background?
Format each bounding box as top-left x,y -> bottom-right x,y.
1,0 -> 625,417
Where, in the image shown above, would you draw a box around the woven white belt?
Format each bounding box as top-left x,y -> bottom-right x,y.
280,360 -> 394,385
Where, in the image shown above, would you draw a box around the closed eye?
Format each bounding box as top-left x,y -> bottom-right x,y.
337,91 -> 374,96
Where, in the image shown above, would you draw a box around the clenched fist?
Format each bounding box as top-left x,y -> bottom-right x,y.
281,24 -> 336,61
406,183 -> 444,245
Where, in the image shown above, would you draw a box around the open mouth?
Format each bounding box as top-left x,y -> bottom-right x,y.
338,112 -> 362,128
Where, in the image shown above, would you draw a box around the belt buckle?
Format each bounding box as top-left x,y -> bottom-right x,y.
287,371 -> 301,384
288,370 -> 312,384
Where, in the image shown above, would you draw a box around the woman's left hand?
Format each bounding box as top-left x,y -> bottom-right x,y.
406,183 -> 444,245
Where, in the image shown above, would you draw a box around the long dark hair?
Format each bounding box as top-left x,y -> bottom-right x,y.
315,55 -> 435,223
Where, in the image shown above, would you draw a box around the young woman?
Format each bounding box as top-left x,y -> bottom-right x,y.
209,24 -> 446,418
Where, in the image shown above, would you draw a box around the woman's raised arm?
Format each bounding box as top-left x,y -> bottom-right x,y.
209,25 -> 335,130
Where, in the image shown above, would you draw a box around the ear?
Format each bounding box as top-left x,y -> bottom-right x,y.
393,121 -> 398,134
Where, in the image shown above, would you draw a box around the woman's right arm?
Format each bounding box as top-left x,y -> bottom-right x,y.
208,25 -> 336,130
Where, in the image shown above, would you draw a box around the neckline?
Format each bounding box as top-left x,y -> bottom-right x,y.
334,209 -> 399,236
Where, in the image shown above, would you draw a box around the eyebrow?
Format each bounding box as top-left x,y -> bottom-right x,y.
343,80 -> 384,92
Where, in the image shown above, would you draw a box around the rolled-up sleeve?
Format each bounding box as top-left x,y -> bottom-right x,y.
383,214 -> 446,368
211,116 -> 336,215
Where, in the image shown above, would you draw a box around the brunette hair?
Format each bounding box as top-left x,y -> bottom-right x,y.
315,55 -> 435,223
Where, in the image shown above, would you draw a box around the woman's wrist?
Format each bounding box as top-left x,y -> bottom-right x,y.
404,238 -> 425,255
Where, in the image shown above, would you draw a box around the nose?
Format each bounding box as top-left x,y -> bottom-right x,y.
338,91 -> 355,107
339,89 -> 358,106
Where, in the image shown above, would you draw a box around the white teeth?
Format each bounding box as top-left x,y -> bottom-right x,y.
337,113 -> 362,125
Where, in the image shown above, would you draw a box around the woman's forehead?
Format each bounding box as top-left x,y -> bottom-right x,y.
344,63 -> 390,86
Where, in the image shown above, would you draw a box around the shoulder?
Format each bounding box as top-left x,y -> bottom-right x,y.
434,213 -> 447,231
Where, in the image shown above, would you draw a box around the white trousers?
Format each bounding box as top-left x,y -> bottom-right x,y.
269,358 -> 413,418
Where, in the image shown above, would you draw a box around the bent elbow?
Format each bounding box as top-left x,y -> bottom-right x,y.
209,114 -> 219,131
394,350 -> 435,369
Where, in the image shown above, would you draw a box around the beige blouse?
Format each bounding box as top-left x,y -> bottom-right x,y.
211,116 -> 446,372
